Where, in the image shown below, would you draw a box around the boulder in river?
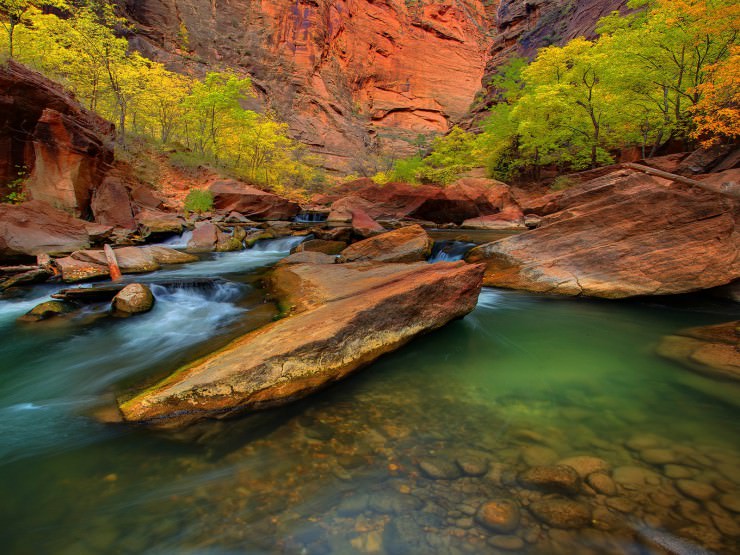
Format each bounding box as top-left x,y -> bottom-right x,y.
117,259 -> 484,427
466,170 -> 740,298
112,283 -> 154,314
19,300 -> 75,322
338,224 -> 432,263
657,321 -> 740,382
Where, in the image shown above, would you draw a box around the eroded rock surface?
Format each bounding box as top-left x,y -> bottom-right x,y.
466,171 -> 740,298
338,224 -> 432,263
118,260 -> 484,427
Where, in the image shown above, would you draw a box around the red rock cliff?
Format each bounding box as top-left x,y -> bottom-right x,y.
125,0 -> 625,171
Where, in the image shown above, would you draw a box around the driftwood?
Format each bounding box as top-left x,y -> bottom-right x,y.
52,278 -> 227,303
0,265 -> 41,275
104,244 -> 122,282
621,163 -> 720,193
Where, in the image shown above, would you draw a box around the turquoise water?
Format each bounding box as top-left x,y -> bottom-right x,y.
0,245 -> 738,554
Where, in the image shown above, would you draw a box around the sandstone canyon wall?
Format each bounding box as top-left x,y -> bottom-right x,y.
124,0 -> 627,172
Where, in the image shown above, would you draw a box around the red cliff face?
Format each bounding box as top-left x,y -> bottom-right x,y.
125,0 -> 624,172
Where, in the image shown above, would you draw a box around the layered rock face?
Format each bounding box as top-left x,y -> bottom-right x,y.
119,259 -> 484,427
126,0 -> 495,170
0,62 -> 114,216
466,170 -> 740,298
125,1 -> 622,169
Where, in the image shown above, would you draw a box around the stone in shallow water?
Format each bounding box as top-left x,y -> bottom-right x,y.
518,465 -> 581,495
613,466 -> 662,487
368,491 -> 422,515
521,445 -> 559,467
719,493 -> 740,513
419,458 -> 462,480
625,434 -> 666,451
488,535 -> 525,551
640,448 -> 678,465
664,464 -> 697,479
557,455 -> 611,479
383,515 -> 427,555
474,499 -> 521,533
587,473 -> 617,496
528,498 -> 592,529
676,479 -> 717,501
456,455 -> 489,477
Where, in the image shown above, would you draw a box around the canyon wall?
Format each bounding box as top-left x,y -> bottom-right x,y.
125,0 -> 626,172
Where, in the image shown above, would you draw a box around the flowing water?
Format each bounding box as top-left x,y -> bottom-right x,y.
0,240 -> 738,555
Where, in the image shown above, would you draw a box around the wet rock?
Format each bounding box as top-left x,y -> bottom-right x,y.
73,247 -> 160,274
474,500 -> 521,533
368,491 -> 422,515
336,495 -> 369,517
419,458 -> 462,480
664,464 -> 697,479
119,260 -> 484,428
144,246 -> 198,265
676,479 -> 717,501
528,498 -> 592,529
605,497 -> 637,513
275,252 -> 336,266
521,445 -> 559,467
383,514 -> 427,555
19,300 -> 75,322
215,229 -> 244,252
292,239 -> 346,255
487,535 -> 525,551
338,224 -> 432,264
719,493 -> 740,513
613,466 -> 662,487
518,465 -> 581,495
657,321 -> 740,382
557,456 -> 610,479
456,455 -> 489,477
186,222 -> 218,252
640,448 -> 678,466
112,283 -> 154,314
586,473 -> 617,496
625,434 -> 665,451
677,525 -> 725,552
55,256 -> 109,282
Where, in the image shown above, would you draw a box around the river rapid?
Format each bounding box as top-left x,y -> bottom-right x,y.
0,236 -> 737,554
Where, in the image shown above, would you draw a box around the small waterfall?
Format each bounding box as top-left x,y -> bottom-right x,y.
157,230 -> 194,249
428,240 -> 476,263
294,212 -> 328,224
251,235 -> 311,253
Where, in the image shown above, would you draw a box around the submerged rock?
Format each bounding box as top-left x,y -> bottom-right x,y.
528,498 -> 592,529
466,170 -> 740,298
657,321 -> 740,382
112,283 -> 154,314
19,300 -> 75,322
118,260 -> 484,427
338,224 -> 432,263
474,499 -> 521,533
518,465 -> 581,495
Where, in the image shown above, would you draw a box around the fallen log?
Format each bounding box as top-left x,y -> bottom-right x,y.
622,163 -> 718,192
104,244 -> 122,282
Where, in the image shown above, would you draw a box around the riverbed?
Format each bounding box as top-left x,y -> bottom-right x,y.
0,238 -> 737,554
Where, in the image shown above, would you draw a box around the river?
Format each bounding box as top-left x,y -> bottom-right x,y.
0,237 -> 737,554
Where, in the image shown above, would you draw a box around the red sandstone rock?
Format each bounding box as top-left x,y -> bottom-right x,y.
0,62 -> 114,216
209,180 -> 299,221
118,260 -> 484,427
91,176 -> 137,230
0,200 -> 90,260
466,170 -> 740,298
186,221 -> 219,253
338,224 -> 432,263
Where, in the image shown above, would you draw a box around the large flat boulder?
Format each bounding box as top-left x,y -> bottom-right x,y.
657,321 -> 740,382
338,224 -> 432,263
0,200 -> 90,260
210,179 -> 300,221
466,171 -> 740,298
118,260 -> 484,427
